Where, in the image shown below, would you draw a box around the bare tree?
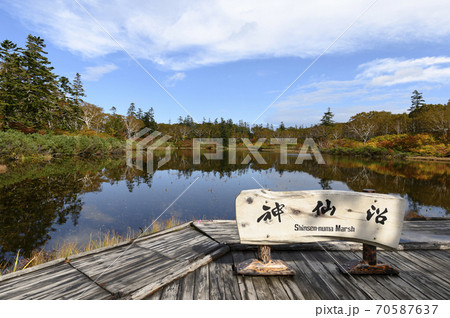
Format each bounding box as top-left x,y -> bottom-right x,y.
80,102 -> 104,130
348,112 -> 376,144
427,106 -> 449,135
123,115 -> 144,138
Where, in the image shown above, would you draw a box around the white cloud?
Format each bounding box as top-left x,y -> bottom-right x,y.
358,57 -> 450,86
164,72 -> 186,87
4,0 -> 450,70
268,56 -> 450,125
83,63 -> 118,81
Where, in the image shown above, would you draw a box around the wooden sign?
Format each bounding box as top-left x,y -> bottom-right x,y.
236,189 -> 406,249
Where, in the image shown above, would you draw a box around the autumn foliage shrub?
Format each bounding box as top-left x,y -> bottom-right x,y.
328,138 -> 363,149
367,134 -> 449,157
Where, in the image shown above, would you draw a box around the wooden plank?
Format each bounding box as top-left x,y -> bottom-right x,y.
399,251 -> 450,286
137,227 -> 221,261
160,279 -> 181,300
395,251 -> 450,288
209,258 -> 225,300
133,221 -> 193,243
368,252 -> 426,300
70,226 -> 226,297
71,245 -> 174,293
236,189 -> 406,249
135,228 -> 200,254
371,274 -> 415,300
295,251 -> 344,299
193,262 -> 210,300
252,276 -> 274,300
278,275 -> 306,300
300,251 -> 353,299
416,250 -> 450,262
0,258 -> 66,282
145,288 -> 162,300
179,271 -> 196,300
65,221 -> 193,262
0,262 -> 110,300
333,251 -> 390,300
346,251 -> 414,300
277,251 -> 321,300
264,277 -> 290,300
193,220 -> 240,244
312,251 -> 372,299
232,251 -> 258,300
130,245 -> 229,299
379,252 -> 448,300
215,252 -> 241,300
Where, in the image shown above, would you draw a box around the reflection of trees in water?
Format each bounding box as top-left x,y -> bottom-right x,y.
157,151 -> 449,213
319,178 -> 333,190
1,152 -> 448,261
0,157 -> 153,260
0,173 -> 84,260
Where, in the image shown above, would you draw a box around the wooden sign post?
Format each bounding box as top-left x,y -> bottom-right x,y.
234,189 -> 406,276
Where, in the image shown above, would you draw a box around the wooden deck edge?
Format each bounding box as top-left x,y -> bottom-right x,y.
1,222 -> 194,280
191,221 -> 224,243
228,241 -> 450,251
196,220 -> 238,224
133,221 -> 193,243
67,222 -> 193,261
0,257 -> 67,282
128,245 -> 230,300
398,241 -> 450,250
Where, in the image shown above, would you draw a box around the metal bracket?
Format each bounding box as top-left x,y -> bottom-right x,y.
339,243 -> 399,275
339,189 -> 399,275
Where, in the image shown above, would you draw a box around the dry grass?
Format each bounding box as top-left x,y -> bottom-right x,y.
0,217 -> 183,276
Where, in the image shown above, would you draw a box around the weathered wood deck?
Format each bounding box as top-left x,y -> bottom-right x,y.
0,220 -> 449,300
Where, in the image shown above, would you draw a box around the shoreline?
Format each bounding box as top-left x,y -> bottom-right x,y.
2,148 -> 449,165
405,156 -> 450,162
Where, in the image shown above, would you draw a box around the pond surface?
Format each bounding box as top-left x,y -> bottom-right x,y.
0,151 -> 448,261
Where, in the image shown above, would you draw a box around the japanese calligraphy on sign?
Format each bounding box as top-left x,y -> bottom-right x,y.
257,202 -> 285,223
236,189 -> 406,249
312,199 -> 336,216
366,205 -> 388,224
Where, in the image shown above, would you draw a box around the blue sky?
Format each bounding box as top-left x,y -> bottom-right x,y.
1,0 -> 450,127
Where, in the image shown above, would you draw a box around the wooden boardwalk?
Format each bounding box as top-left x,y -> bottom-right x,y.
0,220 -> 449,300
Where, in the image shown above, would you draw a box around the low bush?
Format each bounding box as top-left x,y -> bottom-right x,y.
367,133 -> 449,157
0,130 -> 124,160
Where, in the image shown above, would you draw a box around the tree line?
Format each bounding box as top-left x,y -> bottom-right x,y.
1,35 -> 448,145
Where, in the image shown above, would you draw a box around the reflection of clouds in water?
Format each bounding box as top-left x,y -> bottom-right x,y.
254,170 -> 350,192
81,205 -> 115,223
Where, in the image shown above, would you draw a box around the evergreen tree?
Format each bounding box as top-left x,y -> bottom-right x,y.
72,73 -> 85,106
183,115 -> 194,127
320,107 -> 334,126
141,107 -> 157,132
0,39 -> 24,127
21,35 -> 59,128
409,90 -> 425,114
57,76 -> 73,129
136,107 -> 143,120
279,121 -> 286,131
127,102 -> 136,116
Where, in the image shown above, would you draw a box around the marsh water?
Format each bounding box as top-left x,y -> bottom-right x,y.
0,151 -> 448,262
